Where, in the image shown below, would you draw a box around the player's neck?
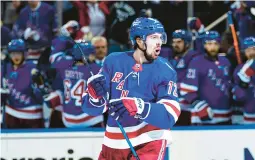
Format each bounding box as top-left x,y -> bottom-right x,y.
133,49 -> 148,64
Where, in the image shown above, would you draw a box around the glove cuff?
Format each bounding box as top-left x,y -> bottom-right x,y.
89,96 -> 106,107
135,102 -> 151,120
192,100 -> 213,121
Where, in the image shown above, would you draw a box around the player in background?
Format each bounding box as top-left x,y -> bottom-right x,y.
45,20 -> 80,128
170,29 -> 199,125
47,42 -> 104,128
82,17 -> 181,159
232,37 -> 255,124
180,31 -> 232,125
1,39 -> 44,128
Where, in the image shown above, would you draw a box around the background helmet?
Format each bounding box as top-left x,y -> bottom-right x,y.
172,29 -> 192,45
7,39 -> 26,53
72,42 -> 95,61
203,31 -> 221,44
243,36 -> 255,50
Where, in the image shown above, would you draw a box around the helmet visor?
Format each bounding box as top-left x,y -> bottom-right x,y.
147,32 -> 167,44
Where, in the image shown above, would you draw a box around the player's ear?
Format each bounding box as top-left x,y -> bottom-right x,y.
136,37 -> 144,48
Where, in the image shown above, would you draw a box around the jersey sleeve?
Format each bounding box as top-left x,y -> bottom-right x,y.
240,59 -> 255,79
81,54 -> 112,116
142,62 -> 181,129
12,10 -> 26,38
49,51 -> 73,70
179,58 -> 200,103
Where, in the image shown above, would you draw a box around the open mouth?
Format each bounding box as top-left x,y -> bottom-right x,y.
155,48 -> 161,55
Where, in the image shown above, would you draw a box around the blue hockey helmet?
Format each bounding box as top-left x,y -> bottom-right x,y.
203,31 -> 221,44
172,29 -> 192,45
243,36 -> 255,50
7,39 -> 26,53
129,17 -> 167,45
72,42 -> 95,60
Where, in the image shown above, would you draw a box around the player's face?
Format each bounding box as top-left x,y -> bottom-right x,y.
10,52 -> 23,65
172,38 -> 186,54
94,40 -> 107,60
245,47 -> 255,59
145,33 -> 163,59
204,41 -> 220,57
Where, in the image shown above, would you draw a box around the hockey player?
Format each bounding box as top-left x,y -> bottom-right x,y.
170,29 -> 199,125
44,20 -> 80,128
47,42 -> 104,128
232,37 -> 255,124
82,17 -> 180,159
180,31 -> 232,125
1,39 -> 44,128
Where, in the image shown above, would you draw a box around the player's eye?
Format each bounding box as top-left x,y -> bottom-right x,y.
151,35 -> 158,39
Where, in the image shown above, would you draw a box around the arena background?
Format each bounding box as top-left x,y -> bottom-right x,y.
1,1 -> 255,160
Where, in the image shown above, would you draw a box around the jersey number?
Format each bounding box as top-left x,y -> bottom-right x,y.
168,81 -> 178,97
64,79 -> 86,106
187,69 -> 196,79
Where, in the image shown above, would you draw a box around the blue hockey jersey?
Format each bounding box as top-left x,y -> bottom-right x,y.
2,61 -> 43,119
82,51 -> 181,149
169,49 -> 199,83
50,51 -> 103,128
180,54 -> 232,124
233,64 -> 255,124
169,50 -> 199,110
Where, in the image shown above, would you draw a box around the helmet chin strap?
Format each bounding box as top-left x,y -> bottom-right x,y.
137,41 -> 154,63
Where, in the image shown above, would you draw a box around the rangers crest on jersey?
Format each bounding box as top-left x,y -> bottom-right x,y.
176,59 -> 185,68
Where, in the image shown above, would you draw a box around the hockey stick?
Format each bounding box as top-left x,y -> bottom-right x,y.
66,36 -> 140,160
227,11 -> 242,65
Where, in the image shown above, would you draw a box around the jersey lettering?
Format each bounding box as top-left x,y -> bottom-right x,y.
116,80 -> 125,90
121,90 -> 129,97
111,72 -> 123,83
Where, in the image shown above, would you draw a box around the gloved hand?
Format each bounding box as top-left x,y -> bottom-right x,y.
109,97 -> 151,120
43,90 -> 63,111
60,20 -> 80,37
192,100 -> 213,121
24,28 -> 40,41
87,74 -> 108,107
188,17 -> 205,33
108,99 -> 129,122
231,85 -> 248,102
